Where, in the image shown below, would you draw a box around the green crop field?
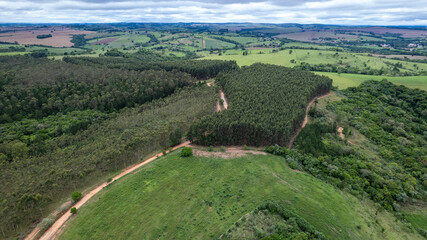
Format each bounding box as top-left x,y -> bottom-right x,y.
60,150 -> 420,240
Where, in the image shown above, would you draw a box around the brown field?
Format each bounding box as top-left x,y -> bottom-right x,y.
0,27 -> 94,47
371,54 -> 427,60
274,30 -> 358,42
347,27 -> 427,38
90,38 -> 119,45
179,39 -> 193,44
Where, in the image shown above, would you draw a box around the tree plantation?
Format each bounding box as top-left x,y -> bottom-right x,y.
187,64 -> 332,146
0,55 -> 197,123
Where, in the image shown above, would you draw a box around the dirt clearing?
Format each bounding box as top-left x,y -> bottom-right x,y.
193,147 -> 267,159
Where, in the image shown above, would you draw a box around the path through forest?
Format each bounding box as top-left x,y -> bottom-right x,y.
287,92 -> 331,149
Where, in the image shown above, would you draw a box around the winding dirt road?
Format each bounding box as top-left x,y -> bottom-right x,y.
287,92 -> 331,149
25,82 -> 226,240
25,141 -> 191,240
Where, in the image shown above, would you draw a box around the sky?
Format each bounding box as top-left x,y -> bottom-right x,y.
0,0 -> 427,25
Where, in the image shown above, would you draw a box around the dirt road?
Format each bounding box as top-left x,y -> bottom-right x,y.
26,81 -> 222,240
26,141 -> 190,240
287,92 -> 331,149
220,91 -> 228,110
202,39 -> 206,49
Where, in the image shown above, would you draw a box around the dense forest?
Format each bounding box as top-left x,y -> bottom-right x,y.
0,54 -> 225,238
187,64 -> 332,146
267,80 -> 427,235
64,56 -> 238,79
0,55 -> 196,123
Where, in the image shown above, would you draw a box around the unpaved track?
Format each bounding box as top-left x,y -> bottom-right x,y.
26,82 -> 222,240
220,91 -> 228,110
287,92 -> 331,149
26,142 -> 190,240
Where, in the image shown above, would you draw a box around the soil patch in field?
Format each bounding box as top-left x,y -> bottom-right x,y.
193,148 -> 267,159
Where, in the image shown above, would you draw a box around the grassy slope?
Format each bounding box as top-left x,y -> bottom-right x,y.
317,72 -> 427,91
61,151 -> 421,240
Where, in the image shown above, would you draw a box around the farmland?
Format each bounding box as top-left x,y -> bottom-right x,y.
60,151 -> 421,240
0,27 -> 93,47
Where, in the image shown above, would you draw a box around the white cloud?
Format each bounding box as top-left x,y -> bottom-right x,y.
0,0 -> 426,25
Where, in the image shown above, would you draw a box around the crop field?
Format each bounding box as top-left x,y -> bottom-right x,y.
0,27 -> 93,47
274,30 -> 362,42
60,150 -> 421,240
349,27 -> 427,38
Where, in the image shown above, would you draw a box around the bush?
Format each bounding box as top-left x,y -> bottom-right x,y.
70,207 -> 77,214
71,191 -> 83,202
37,217 -> 55,230
180,147 -> 193,157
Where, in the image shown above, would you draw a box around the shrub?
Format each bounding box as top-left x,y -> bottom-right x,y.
70,207 -> 77,214
180,147 -> 193,157
37,217 -> 55,230
71,191 -> 83,202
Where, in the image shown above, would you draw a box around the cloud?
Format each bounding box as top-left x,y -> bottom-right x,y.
0,0 -> 426,25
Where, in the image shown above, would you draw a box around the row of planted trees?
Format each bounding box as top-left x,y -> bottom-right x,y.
187,63 -> 332,146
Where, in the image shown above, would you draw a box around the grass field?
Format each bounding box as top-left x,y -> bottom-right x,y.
202,49 -> 427,90
204,38 -> 235,49
86,33 -> 150,49
203,49 -> 427,73
60,150 -> 421,240
318,72 -> 427,90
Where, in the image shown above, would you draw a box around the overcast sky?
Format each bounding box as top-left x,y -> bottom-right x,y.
1,0 -> 426,25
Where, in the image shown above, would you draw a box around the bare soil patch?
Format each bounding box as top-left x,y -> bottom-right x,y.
193,148 -> 266,159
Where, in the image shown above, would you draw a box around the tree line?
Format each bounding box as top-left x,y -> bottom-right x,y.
64,55 -> 238,79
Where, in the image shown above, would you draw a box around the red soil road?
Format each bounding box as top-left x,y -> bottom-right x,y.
287,92 -> 332,149
25,81 -> 220,240
25,141 -> 191,240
